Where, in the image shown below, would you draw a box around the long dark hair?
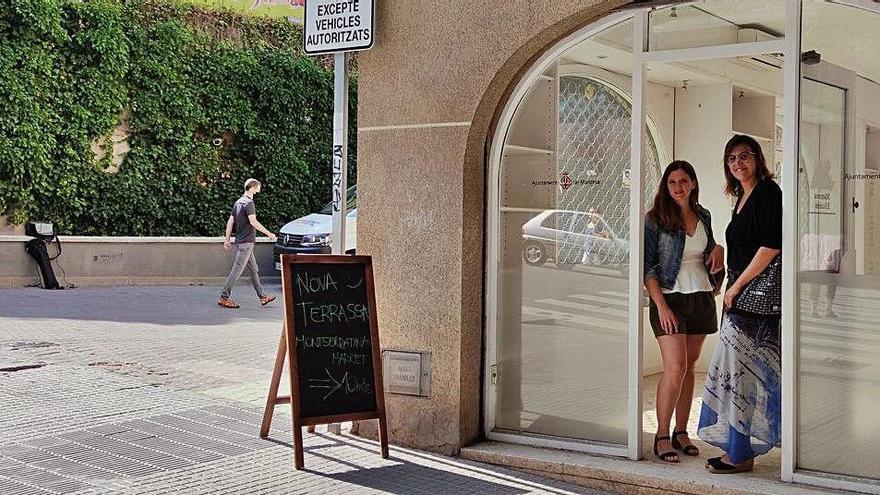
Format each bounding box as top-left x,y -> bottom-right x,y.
723,134 -> 773,197
647,160 -> 700,232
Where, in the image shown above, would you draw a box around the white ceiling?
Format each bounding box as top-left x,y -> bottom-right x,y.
559,1 -> 880,86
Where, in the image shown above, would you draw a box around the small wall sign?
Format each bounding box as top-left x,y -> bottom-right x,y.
383,350 -> 431,397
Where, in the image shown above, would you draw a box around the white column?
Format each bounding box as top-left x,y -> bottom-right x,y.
781,0 -> 802,482
628,9 -> 648,461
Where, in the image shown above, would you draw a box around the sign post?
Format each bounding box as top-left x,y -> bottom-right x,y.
304,0 -> 375,256
302,0 -> 375,434
331,52 -> 348,257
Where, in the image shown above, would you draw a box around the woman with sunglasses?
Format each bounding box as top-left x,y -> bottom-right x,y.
644,161 -> 725,463
698,135 -> 782,474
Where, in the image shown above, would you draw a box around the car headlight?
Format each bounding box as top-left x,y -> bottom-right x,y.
302,234 -> 331,247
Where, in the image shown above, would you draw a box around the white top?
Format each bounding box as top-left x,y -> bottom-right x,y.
662,222 -> 714,294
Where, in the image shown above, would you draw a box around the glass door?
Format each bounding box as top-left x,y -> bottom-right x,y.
488,15 -> 639,455
791,0 -> 880,489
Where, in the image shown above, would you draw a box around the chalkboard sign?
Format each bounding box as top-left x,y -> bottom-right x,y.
260,254 -> 388,470
289,260 -> 377,418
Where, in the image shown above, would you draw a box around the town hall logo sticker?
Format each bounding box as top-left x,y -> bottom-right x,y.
559,171 -> 573,191
531,171 -> 600,190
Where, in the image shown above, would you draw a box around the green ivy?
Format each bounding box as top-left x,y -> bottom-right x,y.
0,0 -> 357,236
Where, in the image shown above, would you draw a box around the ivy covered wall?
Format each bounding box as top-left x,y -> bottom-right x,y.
0,0 -> 356,236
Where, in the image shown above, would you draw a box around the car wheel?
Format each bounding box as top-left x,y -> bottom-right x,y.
522,242 -> 545,266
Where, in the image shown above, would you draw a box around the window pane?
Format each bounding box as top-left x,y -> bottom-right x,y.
797,0 -> 880,481
494,17 -> 663,445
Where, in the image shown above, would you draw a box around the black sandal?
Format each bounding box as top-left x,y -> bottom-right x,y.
653,435 -> 679,463
671,430 -> 700,456
706,456 -> 753,474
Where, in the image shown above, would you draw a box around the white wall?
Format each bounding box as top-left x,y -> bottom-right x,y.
669,83 -> 736,372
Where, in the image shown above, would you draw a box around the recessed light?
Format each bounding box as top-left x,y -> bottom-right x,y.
597,55 -> 608,60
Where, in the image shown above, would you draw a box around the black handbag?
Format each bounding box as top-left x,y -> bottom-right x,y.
730,255 -> 782,317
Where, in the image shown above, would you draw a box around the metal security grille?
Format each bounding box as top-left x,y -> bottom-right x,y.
555,76 -> 663,266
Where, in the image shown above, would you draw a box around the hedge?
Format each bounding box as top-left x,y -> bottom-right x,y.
0,0 -> 357,236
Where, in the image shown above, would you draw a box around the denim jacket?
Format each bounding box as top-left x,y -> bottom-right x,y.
644,205 -> 718,291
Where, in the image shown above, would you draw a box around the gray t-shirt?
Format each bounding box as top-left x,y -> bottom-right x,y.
231,196 -> 256,244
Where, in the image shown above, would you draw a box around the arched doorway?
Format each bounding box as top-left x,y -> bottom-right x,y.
485,1 -> 880,491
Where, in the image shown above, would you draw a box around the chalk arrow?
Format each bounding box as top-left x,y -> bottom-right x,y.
322,368 -> 346,401
308,377 -> 331,390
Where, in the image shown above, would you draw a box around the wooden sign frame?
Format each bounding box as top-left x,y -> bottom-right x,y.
260,254 -> 389,469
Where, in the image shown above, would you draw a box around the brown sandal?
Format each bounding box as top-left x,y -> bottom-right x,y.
260,295 -> 276,306
654,435 -> 679,463
672,430 -> 700,456
218,298 -> 239,309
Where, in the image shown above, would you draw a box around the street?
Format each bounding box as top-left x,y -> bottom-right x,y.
0,284 -> 602,495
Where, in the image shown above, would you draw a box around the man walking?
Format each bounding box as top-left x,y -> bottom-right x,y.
219,178 -> 277,308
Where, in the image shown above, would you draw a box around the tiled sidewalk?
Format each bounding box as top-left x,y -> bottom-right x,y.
0,286 -> 601,494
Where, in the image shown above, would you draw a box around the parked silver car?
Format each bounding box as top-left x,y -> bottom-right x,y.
521,209 -> 628,274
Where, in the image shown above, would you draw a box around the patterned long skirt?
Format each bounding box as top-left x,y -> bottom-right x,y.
697,311 -> 782,463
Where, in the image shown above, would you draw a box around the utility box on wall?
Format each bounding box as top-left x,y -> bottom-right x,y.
382,350 -> 431,397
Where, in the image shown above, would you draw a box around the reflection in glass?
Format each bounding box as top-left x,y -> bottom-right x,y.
797,0 -> 880,481
494,18 -> 666,445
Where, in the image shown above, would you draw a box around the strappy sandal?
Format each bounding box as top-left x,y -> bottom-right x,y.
218,297 -> 239,309
260,295 -> 276,306
672,429 -> 700,456
706,456 -> 753,474
653,435 -> 679,463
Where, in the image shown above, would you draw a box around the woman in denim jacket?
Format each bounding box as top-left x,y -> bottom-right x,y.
644,161 -> 725,463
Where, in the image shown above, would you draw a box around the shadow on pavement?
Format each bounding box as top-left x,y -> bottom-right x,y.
270,434 -> 585,495
0,284 -> 284,326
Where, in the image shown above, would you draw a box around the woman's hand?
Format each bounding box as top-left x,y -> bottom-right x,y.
708,245 -> 725,274
724,284 -> 741,309
657,305 -> 679,335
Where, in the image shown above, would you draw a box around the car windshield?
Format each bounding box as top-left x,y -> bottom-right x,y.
319,185 -> 357,215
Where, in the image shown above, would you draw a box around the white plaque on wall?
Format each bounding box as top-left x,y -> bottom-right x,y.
383,350 -> 430,397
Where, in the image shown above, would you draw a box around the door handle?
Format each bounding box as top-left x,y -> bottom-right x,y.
852,197 -> 860,213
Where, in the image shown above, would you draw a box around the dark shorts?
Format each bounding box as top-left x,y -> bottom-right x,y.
649,291 -> 718,338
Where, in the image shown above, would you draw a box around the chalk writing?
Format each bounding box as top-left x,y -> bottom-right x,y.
295,271 -> 339,295
289,261 -> 378,418
295,335 -> 370,350
306,368 -> 372,401
296,301 -> 368,327
332,352 -> 367,366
